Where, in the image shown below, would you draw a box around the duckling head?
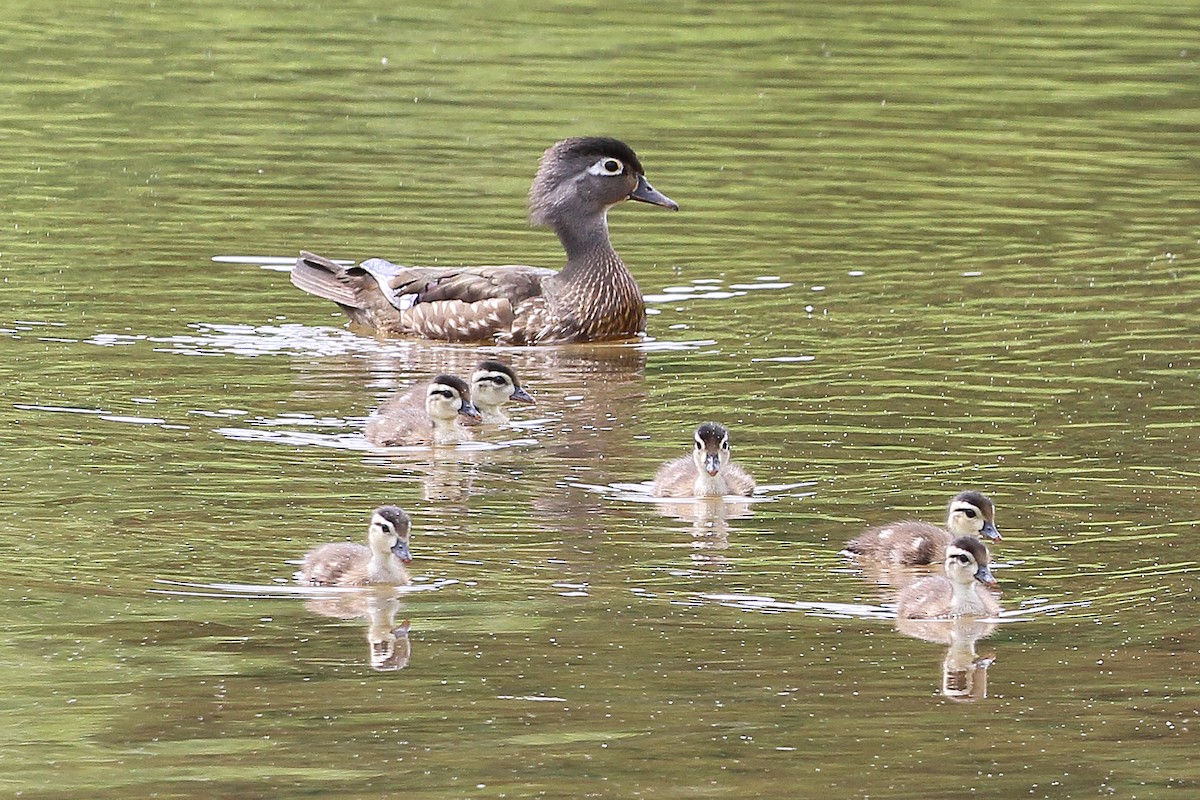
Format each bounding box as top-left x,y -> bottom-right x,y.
945,536 -> 997,588
528,137 -> 678,229
946,490 -> 1001,541
368,505 -> 413,565
690,422 -> 731,478
472,360 -> 534,412
425,374 -> 483,426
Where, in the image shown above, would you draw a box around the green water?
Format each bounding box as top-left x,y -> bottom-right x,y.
2,1 -> 1198,797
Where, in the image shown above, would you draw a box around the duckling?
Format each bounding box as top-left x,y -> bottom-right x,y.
896,537 -> 1001,619
291,137 -> 678,344
365,374 -> 483,446
652,422 -> 756,498
470,360 -> 534,423
296,506 -> 414,587
843,490 -> 1002,565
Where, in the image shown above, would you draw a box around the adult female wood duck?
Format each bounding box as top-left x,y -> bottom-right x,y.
365,374 -> 482,447
290,137 -> 678,344
897,537 -> 1001,619
843,490 -> 1002,565
470,360 -> 534,423
296,506 -> 414,587
652,422 -> 756,498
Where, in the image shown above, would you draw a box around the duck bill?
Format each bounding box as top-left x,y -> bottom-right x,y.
458,402 -> 484,426
981,520 -> 1002,541
510,386 -> 535,404
703,453 -> 721,477
974,564 -> 999,588
391,539 -> 413,565
630,174 -> 679,211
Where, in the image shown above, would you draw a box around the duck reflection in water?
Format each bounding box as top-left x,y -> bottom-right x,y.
654,497 -> 756,554
304,592 -> 414,672
896,616 -> 997,702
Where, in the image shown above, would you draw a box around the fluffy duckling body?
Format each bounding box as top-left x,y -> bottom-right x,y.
296,506 -> 414,587
652,422 -> 756,498
291,137 -> 678,344
365,374 -> 482,446
471,360 -> 534,424
844,490 -> 1001,565
897,537 -> 1001,619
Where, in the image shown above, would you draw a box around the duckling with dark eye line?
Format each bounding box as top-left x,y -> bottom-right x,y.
844,490 -> 1002,565
470,360 -> 534,424
652,422 -> 756,498
296,506 -> 414,587
365,374 -> 482,447
291,137 -> 678,344
896,537 -> 1001,619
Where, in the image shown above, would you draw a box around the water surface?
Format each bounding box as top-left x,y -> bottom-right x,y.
2,1 -> 1198,798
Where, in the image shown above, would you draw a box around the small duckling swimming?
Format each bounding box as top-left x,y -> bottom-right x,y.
365,374 -> 483,446
843,490 -> 1001,565
470,360 -> 534,423
296,506 -> 414,587
652,422 -> 756,498
896,537 -> 1000,619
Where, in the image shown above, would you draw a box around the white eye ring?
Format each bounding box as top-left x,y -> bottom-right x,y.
587,157 -> 624,177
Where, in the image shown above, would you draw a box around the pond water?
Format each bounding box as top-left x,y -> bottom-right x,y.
2,1 -> 1198,798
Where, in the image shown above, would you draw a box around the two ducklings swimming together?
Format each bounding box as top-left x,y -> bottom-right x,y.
364,360 -> 534,447
846,490 -> 1005,619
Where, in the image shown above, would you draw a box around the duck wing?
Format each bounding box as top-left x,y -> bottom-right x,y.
292,252 -> 556,342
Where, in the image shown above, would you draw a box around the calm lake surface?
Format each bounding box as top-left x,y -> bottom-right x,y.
2,1 -> 1197,797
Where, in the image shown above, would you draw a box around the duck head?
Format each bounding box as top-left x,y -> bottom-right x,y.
528,137 -> 678,230
425,374 -> 483,426
690,421 -> 731,478
946,490 -> 1001,541
368,505 -> 413,565
945,536 -> 997,588
471,360 -> 534,412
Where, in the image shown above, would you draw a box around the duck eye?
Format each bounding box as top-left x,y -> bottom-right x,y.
951,553 -> 970,564
378,522 -> 392,533
961,508 -> 978,518
588,157 -> 624,177
431,389 -> 454,399
694,440 -> 703,450
721,440 -> 730,450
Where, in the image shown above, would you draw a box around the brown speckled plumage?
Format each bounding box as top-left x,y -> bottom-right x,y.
844,490 -> 1001,565
291,137 -> 677,344
296,506 -> 413,587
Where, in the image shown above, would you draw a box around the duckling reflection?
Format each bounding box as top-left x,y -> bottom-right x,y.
895,616 -> 997,702
844,490 -> 1002,565
654,497 -> 756,552
652,422 -> 756,498
365,374 -> 483,447
304,592 -> 413,672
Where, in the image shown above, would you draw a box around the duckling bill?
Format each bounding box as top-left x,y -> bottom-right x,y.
291,137 -> 678,344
